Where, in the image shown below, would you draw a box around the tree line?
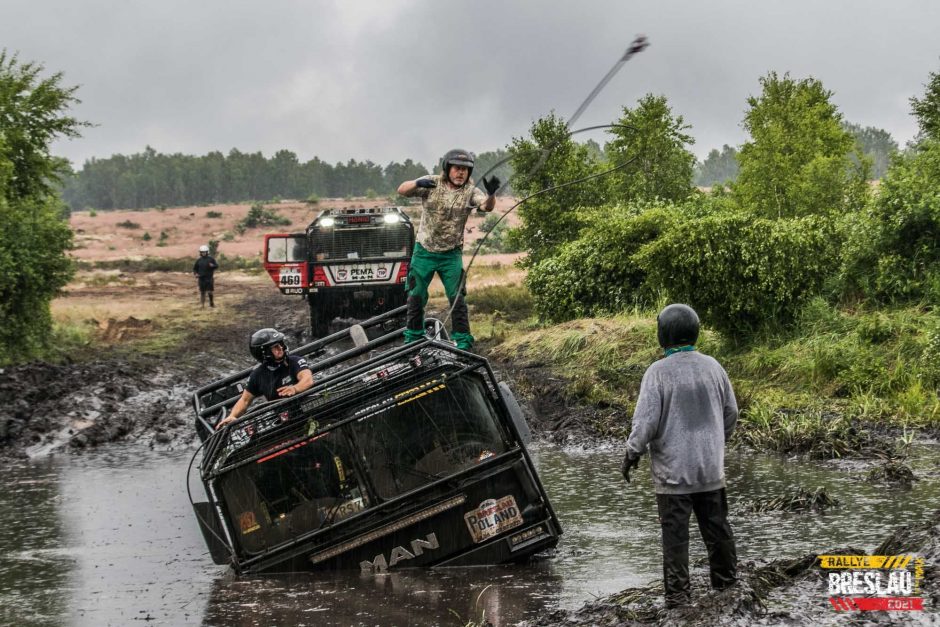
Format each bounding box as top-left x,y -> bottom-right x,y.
61,147 -> 514,212
694,121 -> 900,187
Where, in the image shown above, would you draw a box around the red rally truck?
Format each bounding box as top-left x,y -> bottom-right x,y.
263,206 -> 414,336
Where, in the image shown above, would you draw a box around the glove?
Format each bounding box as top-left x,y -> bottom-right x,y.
620,451 -> 640,483
415,177 -> 437,189
482,175 -> 501,196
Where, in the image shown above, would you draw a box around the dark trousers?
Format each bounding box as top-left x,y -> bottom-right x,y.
656,488 -> 737,606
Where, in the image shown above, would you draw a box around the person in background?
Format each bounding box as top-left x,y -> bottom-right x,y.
216,328 -> 314,429
193,244 -> 219,308
621,303 -> 738,608
397,148 -> 498,352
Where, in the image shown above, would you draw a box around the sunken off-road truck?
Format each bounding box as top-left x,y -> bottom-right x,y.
263,206 -> 414,337
189,310 -> 561,574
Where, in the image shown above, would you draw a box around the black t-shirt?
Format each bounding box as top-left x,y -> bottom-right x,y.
246,354 -> 311,401
193,256 -> 218,278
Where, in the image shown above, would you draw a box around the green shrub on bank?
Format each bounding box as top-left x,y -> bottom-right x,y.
526,202 -> 679,322
637,211 -> 838,336
839,139 -> 940,304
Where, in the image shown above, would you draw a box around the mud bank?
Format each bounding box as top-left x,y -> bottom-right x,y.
527,509 -> 939,626
482,350 -> 625,445
0,290 -> 311,459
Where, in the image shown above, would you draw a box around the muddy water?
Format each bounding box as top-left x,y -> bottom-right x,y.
2,443 -> 938,626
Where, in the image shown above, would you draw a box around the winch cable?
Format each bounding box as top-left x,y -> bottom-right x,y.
440,122 -> 642,328
471,35 -> 649,202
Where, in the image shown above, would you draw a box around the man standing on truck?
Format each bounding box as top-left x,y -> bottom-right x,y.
216,328 -> 314,429
620,304 -> 738,608
193,244 -> 219,308
397,149 -> 499,351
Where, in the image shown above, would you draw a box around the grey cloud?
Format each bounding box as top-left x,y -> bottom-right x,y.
2,0 -> 938,168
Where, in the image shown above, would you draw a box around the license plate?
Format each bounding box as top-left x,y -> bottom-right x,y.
464,495 -> 524,543
332,263 -> 393,283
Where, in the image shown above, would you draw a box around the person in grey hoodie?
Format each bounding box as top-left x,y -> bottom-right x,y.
621,303 -> 738,608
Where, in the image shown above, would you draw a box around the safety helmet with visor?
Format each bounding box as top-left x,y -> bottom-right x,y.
199,244 -> 210,255
249,328 -> 289,367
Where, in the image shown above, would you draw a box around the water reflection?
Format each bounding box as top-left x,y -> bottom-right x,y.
203,566 -> 563,626
0,442 -> 937,625
0,459 -> 70,626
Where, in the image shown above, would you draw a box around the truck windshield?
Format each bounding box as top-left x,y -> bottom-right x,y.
351,374 -> 509,499
218,428 -> 370,556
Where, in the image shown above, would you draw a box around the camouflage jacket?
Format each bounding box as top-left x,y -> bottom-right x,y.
407,174 -> 487,252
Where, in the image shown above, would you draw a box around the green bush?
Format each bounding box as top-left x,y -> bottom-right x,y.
305,193 -> 320,205
637,211 -> 838,336
88,208 -> 97,217
838,139 -> 940,303
237,203 -> 291,232
526,202 -> 680,322
142,231 -> 152,241
206,210 -> 223,218
117,220 -> 141,229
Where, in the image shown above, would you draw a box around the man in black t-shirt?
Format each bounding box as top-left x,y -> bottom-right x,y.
216,328 -> 314,429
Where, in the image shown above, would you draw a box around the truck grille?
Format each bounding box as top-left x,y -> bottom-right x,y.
313,226 -> 411,260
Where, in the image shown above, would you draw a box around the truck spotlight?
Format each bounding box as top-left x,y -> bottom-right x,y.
383,213 -> 401,224
319,217 -> 336,228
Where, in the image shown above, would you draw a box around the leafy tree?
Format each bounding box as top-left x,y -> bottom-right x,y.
508,112 -> 605,264
604,94 -> 697,203
845,122 -> 898,179
0,52 -> 82,358
838,139 -> 940,303
910,64 -> 940,142
734,72 -> 869,219
695,145 -> 739,187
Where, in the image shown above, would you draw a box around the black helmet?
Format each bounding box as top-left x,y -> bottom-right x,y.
440,148 -> 475,183
249,328 -> 289,366
656,304 -> 700,348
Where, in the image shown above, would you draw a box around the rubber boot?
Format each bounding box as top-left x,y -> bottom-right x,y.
209,292 -> 214,308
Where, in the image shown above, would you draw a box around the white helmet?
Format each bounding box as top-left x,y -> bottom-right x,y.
199,245 -> 210,254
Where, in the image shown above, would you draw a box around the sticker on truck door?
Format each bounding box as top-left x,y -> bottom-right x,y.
278,266 -> 303,287
330,263 -> 394,283
464,495 -> 523,543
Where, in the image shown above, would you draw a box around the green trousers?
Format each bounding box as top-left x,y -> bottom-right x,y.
403,243 -> 473,350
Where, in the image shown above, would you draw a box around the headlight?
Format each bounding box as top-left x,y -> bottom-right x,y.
319,217 -> 335,228
383,213 -> 401,224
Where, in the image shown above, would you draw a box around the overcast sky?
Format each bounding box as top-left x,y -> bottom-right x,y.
3,0 -> 939,169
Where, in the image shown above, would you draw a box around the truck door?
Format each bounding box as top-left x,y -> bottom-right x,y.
263,234 -> 309,295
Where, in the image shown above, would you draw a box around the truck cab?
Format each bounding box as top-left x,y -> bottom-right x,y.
190,312 -> 560,574
263,206 -> 414,336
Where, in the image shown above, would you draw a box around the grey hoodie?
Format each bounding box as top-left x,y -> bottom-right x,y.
626,350 -> 738,495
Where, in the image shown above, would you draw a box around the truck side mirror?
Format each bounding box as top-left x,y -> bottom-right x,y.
498,381 -> 532,446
